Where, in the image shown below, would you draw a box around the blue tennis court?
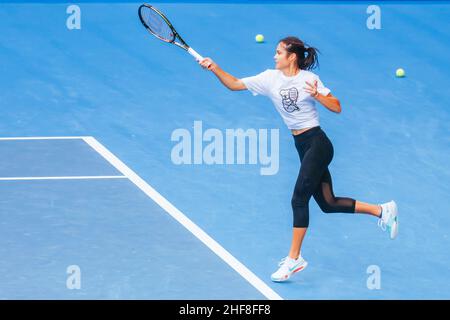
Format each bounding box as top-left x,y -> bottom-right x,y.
0,1 -> 449,299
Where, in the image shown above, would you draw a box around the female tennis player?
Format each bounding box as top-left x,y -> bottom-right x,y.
199,36 -> 398,282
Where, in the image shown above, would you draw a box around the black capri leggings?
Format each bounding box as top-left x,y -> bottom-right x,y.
292,126 -> 356,228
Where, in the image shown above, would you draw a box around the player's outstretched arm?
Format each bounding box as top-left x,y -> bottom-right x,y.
199,58 -> 246,91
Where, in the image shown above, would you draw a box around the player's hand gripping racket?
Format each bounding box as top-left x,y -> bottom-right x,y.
138,4 -> 205,63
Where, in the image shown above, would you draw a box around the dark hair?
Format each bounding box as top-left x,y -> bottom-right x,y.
279,36 -> 319,70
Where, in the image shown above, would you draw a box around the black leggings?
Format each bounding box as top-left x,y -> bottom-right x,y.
292,126 -> 356,228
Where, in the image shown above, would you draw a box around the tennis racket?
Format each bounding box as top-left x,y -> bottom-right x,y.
138,4 -> 204,62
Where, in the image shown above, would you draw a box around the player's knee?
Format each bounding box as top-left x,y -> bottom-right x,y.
291,177 -> 313,208
321,205 -> 334,213
319,199 -> 337,213
319,203 -> 334,213
291,193 -> 307,209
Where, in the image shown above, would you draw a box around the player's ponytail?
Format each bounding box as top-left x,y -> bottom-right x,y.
280,36 -> 320,71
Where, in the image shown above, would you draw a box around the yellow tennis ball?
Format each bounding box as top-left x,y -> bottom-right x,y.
396,68 -> 405,78
255,34 -> 264,43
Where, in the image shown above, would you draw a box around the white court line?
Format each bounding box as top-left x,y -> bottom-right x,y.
0,136 -> 88,141
0,176 -> 127,181
83,136 -> 283,300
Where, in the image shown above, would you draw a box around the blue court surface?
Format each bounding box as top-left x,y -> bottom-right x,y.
0,1 -> 449,299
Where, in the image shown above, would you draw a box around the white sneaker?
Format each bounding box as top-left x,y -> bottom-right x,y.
378,200 -> 399,239
271,256 -> 308,282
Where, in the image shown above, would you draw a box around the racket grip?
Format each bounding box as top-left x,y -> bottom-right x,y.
188,47 -> 204,62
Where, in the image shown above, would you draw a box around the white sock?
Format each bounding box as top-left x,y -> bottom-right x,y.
287,256 -> 297,264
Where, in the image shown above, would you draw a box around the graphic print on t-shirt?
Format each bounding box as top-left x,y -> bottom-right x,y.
279,87 -> 300,113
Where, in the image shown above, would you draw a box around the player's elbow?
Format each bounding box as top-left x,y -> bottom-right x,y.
229,79 -> 246,91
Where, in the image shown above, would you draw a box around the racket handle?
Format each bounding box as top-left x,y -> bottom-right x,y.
188,47 -> 204,62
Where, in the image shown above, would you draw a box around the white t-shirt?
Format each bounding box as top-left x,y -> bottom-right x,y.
241,69 -> 331,130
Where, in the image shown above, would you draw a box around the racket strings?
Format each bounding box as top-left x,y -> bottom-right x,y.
141,7 -> 174,42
